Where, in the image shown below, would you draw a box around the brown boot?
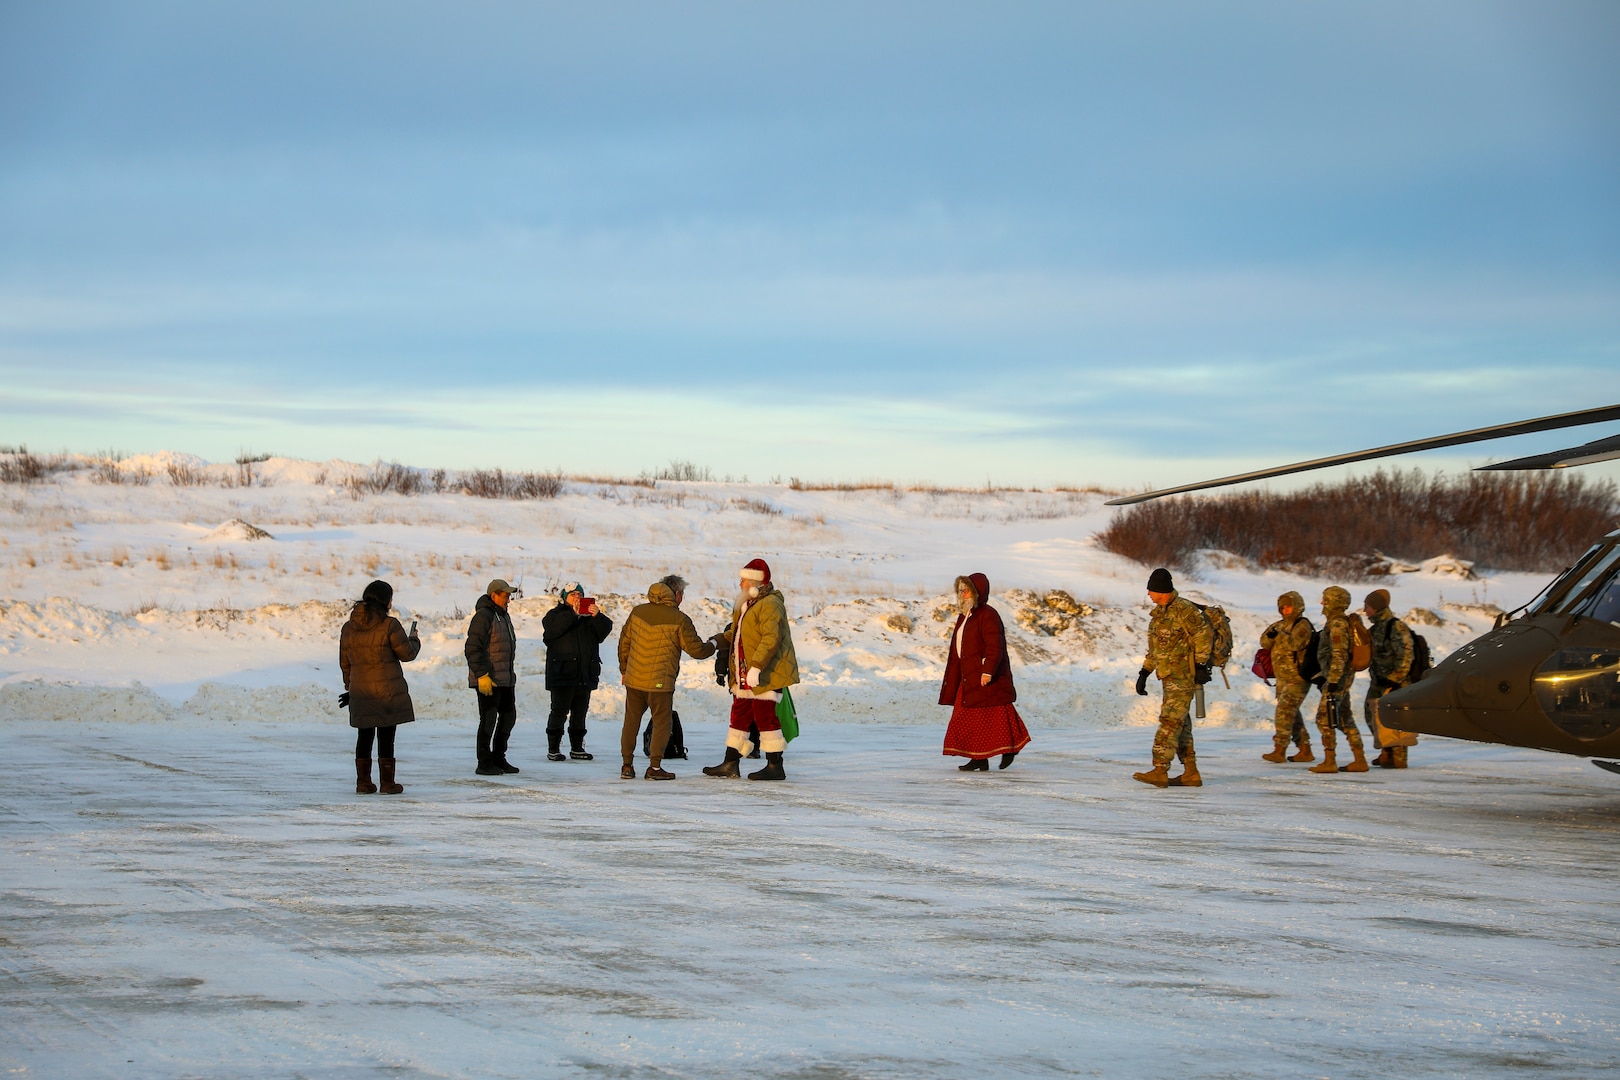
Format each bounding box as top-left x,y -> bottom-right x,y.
1391,746 -> 1409,769
1309,752 -> 1338,774
1373,748 -> 1395,768
1261,739 -> 1288,764
1340,745 -> 1369,773
378,757 -> 403,794
356,758 -> 377,794
1288,743 -> 1315,762
1132,764 -> 1171,788
1168,754 -> 1202,788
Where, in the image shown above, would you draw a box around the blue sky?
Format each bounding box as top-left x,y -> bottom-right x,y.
2,1 -> 1617,488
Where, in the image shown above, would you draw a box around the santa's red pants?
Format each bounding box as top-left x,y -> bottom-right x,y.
729,696 -> 780,732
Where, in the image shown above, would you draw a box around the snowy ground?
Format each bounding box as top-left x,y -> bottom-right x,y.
2,456 -> 1617,1077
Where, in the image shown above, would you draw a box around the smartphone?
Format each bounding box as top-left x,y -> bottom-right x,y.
579,597 -> 596,615
410,620 -> 418,634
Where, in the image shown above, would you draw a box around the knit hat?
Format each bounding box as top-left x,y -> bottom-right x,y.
740,559 -> 771,584
1364,589 -> 1391,613
362,579 -> 393,612
1146,567 -> 1174,593
560,581 -> 583,599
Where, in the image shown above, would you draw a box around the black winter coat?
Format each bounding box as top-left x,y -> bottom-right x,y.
465,594 -> 517,688
542,603 -> 613,690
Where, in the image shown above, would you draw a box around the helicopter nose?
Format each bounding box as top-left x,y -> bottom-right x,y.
1376,672 -> 1505,745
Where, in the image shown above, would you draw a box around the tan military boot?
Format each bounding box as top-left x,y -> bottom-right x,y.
1262,739 -> 1288,764
1373,748 -> 1395,768
1391,746 -> 1409,769
1132,764 -> 1171,788
1168,754 -> 1202,787
1340,745 -> 1370,773
1288,742 -> 1315,762
1309,752 -> 1338,774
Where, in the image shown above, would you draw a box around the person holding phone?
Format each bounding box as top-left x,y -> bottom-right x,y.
339,579 -> 421,794
541,582 -> 614,761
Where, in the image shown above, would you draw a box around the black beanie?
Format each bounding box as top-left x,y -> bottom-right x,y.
1146,567 -> 1174,593
362,579 -> 393,612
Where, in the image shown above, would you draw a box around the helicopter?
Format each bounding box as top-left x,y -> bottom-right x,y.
1105,404 -> 1620,775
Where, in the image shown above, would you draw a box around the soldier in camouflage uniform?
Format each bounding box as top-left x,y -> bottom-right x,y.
1258,590 -> 1315,763
1132,567 -> 1214,789
1363,588 -> 1416,769
1309,585 -> 1369,774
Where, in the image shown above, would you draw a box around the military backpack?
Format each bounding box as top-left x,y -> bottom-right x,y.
1346,613 -> 1373,672
1192,603 -> 1235,668
1376,617 -> 1432,683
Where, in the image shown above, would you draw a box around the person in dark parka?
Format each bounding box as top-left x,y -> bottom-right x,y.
339,579 -> 421,794
541,581 -> 613,761
466,578 -> 520,776
940,572 -> 1031,771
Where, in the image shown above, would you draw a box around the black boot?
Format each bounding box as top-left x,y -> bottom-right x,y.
748,752 -> 785,781
703,747 -> 742,778
998,752 -> 1018,770
547,734 -> 566,762
958,758 -> 990,771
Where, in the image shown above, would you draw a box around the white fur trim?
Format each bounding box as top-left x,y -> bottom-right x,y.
760,729 -> 787,753
747,667 -> 763,688
725,728 -> 753,755
740,567 -> 766,581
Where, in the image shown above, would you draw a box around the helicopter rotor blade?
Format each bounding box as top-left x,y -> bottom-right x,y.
1475,433 -> 1620,471
1105,403 -> 1620,506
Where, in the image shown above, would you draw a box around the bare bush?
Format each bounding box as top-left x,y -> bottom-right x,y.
91,458 -> 152,485
0,449 -> 50,484
789,478 -> 896,492
166,461 -> 208,486
459,468 -> 565,500
344,462 -> 428,498
730,497 -> 782,516
655,460 -> 712,482
1097,469 -> 1620,575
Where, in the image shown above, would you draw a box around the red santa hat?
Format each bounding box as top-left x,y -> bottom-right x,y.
740,558 -> 771,584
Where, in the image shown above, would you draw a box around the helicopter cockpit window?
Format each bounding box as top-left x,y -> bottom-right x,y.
1542,544 -> 1620,617
1534,647 -> 1620,742
1580,576 -> 1620,626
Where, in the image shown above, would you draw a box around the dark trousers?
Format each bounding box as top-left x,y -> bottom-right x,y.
476,686 -> 518,764
547,686 -> 592,750
355,726 -> 396,758
621,688 -> 673,767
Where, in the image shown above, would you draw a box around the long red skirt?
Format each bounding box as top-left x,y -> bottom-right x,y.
943,685 -> 1031,759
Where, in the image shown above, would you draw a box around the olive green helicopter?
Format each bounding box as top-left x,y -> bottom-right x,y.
1106,404 -> 1620,775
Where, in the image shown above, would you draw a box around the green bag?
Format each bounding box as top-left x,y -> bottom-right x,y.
776,687 -> 799,743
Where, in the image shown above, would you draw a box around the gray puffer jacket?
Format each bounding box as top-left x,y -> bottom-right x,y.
465,594 -> 517,688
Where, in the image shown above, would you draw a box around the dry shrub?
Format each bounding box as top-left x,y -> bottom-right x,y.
460,468 -> 564,500
654,460 -> 712,482
789,478 -> 896,492
730,497 -> 782,516
1,449 -> 53,483
166,461 -> 208,486
1097,469 -> 1619,575
91,458 -> 151,485
345,462 -> 428,498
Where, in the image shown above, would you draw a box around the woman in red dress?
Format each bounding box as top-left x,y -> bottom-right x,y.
940,573 -> 1031,771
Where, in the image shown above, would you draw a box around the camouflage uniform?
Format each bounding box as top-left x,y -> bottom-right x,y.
1314,587 -> 1363,755
1365,607 -> 1416,751
1259,590 -> 1313,753
1143,590 -> 1215,768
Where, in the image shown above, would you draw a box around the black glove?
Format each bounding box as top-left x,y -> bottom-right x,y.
1194,663 -> 1212,685
338,691 -> 350,709
713,645 -> 730,687
1135,668 -> 1150,696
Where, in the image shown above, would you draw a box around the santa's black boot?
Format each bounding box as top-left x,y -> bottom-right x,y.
703,747 -> 742,778
748,752 -> 785,781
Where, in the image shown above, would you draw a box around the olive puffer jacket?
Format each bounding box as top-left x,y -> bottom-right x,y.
465,593 -> 517,688
617,582 -> 716,692
339,602 -> 422,729
717,583 -> 800,696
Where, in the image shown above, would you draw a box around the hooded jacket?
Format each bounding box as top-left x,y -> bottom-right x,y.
1260,590 -> 1314,683
465,593 -> 517,688
717,581 -> 800,696
938,573 -> 1017,708
617,581 -> 716,693
339,602 -> 422,728
542,602 -> 613,690
1317,586 -> 1355,692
